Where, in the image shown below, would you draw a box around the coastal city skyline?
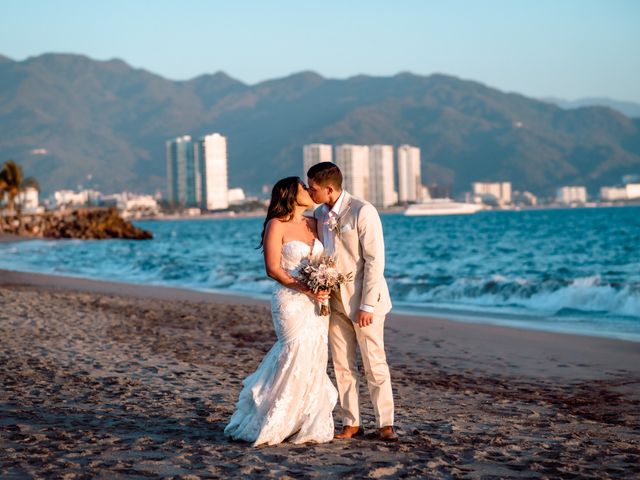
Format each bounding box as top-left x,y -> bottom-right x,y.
1,1 -> 638,208
2,50 -> 638,200
2,2 -> 638,208
17,136 -> 640,216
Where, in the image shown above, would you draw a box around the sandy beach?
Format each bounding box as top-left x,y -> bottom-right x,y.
1,269 -> 639,479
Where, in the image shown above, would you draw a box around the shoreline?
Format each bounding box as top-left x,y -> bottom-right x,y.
0,268 -> 268,307
1,266 -> 638,344
2,268 -> 638,381
2,202 -> 638,228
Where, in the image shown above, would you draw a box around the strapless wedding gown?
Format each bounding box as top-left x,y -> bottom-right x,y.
224,239 -> 338,446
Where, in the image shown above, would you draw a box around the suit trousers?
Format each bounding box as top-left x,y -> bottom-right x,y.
328,293 -> 394,428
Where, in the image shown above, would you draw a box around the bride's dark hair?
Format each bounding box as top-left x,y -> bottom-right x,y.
259,176 -> 304,249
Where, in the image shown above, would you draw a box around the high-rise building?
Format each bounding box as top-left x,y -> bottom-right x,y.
369,145 -> 396,208
166,135 -> 197,207
397,145 -> 422,203
472,182 -> 512,205
167,132 -> 228,209
303,144 -> 332,177
335,145 -> 370,201
196,133 -> 229,210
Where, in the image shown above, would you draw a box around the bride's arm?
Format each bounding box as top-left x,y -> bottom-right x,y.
263,219 -> 317,298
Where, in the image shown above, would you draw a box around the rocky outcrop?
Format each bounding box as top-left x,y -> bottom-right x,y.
0,208 -> 153,240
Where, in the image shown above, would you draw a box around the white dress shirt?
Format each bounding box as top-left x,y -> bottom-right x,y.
321,190 -> 345,257
322,191 -> 374,314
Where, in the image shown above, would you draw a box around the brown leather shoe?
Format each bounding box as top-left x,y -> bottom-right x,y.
378,426 -> 399,442
334,425 -> 364,439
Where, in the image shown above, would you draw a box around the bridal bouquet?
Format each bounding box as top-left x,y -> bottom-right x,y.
297,254 -> 352,315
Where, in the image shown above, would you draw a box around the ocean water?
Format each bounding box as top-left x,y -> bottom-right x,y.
2,207 -> 639,341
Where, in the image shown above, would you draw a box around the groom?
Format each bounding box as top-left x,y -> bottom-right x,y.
307,162 -> 397,442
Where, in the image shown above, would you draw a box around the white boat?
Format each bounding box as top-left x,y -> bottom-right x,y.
403,199 -> 484,216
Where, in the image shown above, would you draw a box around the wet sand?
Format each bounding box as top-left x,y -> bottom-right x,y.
1,269 -> 639,478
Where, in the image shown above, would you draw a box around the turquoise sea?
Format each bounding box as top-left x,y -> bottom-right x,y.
2,207 -> 639,341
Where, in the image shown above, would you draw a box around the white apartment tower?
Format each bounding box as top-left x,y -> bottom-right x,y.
197,133 -> 229,210
167,132 -> 229,210
335,144 -> 370,201
303,144 -> 332,177
397,145 -> 422,202
369,145 -> 396,208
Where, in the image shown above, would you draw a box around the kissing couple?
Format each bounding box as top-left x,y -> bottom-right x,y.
224,162 -> 397,445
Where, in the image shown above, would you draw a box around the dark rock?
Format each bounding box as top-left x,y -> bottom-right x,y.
0,207 -> 153,240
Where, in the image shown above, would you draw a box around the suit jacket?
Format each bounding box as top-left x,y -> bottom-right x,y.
314,191 -> 392,320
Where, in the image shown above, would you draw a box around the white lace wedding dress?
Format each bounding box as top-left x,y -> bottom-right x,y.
224,238 -> 338,446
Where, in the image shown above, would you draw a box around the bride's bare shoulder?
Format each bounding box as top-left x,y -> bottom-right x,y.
266,217 -> 283,226
265,217 -> 286,235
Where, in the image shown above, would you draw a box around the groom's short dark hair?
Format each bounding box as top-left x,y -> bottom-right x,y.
307,162 -> 342,189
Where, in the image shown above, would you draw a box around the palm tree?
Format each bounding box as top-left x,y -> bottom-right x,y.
0,160 -> 39,213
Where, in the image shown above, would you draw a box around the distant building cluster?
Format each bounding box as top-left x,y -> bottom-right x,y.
600,183 -> 640,202
12,129 -> 640,217
53,189 -> 102,208
16,187 -> 42,214
303,143 -> 423,208
166,132 -> 229,210
43,189 -> 160,218
552,178 -> 640,204
472,182 -> 513,206
512,190 -> 538,206
556,186 -> 587,204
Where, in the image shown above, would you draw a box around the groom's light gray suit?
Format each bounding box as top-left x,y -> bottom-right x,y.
315,190 -> 394,428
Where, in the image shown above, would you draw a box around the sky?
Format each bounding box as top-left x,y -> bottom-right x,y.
1,0 -> 639,102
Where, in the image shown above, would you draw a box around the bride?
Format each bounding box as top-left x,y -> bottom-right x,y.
224,176 -> 338,446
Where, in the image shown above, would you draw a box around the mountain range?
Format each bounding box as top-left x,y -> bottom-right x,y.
1,53 -> 639,197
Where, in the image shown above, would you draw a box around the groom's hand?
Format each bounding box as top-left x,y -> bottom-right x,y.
356,310 -> 373,328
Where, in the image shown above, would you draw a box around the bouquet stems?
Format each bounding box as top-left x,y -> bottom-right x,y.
319,299 -> 331,316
